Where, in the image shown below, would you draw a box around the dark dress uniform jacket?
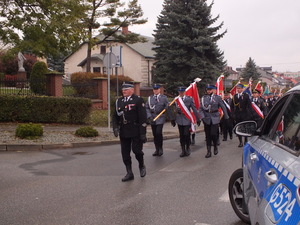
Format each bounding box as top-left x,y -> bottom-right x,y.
230,92 -> 252,123
112,94 -> 147,138
250,96 -> 268,127
175,96 -> 200,126
146,94 -> 169,125
199,94 -> 229,125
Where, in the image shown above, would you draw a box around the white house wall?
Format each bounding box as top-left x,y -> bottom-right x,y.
64,44 -> 88,77
64,42 -> 155,87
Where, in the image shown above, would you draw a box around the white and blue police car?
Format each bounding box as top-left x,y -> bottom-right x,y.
228,84 -> 300,224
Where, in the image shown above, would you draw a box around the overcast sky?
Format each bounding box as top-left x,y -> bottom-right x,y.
129,0 -> 300,72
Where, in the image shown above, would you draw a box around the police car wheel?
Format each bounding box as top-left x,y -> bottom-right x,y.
228,168 -> 251,224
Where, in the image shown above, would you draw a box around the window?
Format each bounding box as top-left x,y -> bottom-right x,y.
93,67 -> 100,73
272,93 -> 300,152
100,46 -> 106,55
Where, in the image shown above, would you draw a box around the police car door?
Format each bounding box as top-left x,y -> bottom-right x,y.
244,93 -> 300,224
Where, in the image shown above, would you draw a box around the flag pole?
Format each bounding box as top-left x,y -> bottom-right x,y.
153,78 -> 201,121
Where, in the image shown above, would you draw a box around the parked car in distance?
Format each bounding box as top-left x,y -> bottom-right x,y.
228,85 -> 300,224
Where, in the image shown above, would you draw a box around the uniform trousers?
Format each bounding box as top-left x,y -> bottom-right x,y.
151,124 -> 164,149
221,118 -> 233,140
178,125 -> 191,147
120,136 -> 144,167
204,122 -> 219,147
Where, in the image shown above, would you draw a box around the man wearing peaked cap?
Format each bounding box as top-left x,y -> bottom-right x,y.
200,84 -> 229,158
171,86 -> 201,157
112,81 -> 148,182
146,84 -> 170,156
230,83 -> 252,147
251,89 -> 268,127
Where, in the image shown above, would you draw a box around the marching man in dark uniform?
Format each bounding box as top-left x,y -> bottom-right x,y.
112,82 -> 148,182
200,84 -> 229,158
230,84 -> 252,147
171,87 -> 200,157
221,92 -> 234,141
146,84 -> 169,156
251,89 -> 268,127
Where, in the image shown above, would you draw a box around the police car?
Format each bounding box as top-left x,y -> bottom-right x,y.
228,85 -> 300,224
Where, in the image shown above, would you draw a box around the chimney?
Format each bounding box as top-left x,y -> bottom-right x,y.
122,26 -> 129,35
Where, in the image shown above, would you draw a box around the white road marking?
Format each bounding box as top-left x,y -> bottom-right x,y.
219,190 -> 230,202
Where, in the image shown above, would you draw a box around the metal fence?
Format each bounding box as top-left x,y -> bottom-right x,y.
63,82 -> 98,99
0,77 -> 98,99
0,78 -> 38,96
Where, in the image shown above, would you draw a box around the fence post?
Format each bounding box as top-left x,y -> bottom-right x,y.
45,72 -> 63,97
93,77 -> 108,109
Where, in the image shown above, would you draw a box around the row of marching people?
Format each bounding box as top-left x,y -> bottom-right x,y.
112,81 -> 280,182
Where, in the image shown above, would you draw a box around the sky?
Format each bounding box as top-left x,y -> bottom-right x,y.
129,0 -> 300,72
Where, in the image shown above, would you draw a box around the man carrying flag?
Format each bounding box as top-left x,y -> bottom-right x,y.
199,84 -> 229,158
185,78 -> 201,145
171,86 -> 201,157
250,89 -> 268,127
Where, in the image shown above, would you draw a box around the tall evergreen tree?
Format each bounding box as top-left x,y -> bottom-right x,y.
153,0 -> 226,94
241,57 -> 261,81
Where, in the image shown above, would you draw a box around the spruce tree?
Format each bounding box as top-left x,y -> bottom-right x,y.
153,0 -> 226,95
241,57 -> 261,81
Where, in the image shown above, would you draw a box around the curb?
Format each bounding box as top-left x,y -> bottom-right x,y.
0,130 -> 203,151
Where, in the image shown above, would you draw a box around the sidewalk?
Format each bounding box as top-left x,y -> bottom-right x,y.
0,122 -> 203,151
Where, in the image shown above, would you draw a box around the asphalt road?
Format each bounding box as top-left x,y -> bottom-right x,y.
0,132 -> 248,225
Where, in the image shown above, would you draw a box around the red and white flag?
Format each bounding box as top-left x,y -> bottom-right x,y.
215,74 -> 225,97
251,102 -> 264,119
230,81 -> 240,96
254,81 -> 263,95
185,81 -> 200,110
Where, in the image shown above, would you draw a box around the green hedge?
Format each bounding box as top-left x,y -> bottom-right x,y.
0,95 -> 92,124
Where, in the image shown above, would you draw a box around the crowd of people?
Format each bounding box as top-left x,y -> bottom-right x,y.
112,81 -> 281,182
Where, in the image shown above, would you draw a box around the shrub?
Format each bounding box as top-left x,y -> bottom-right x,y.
71,72 -> 102,97
15,123 -> 43,139
0,95 -> 92,124
30,61 -> 48,95
75,126 -> 99,137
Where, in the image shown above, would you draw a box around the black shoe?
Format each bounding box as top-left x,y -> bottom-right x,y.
230,135 -> 233,140
205,146 -> 211,158
214,146 -> 218,155
180,152 -> 186,157
122,173 -> 134,182
205,152 -> 211,158
152,150 -> 159,156
191,139 -> 195,145
139,166 -> 146,177
222,139 -> 227,141
158,148 -> 163,156
238,143 -> 243,147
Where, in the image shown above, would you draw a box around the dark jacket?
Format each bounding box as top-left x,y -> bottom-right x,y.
112,94 -> 147,138
230,92 -> 252,123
